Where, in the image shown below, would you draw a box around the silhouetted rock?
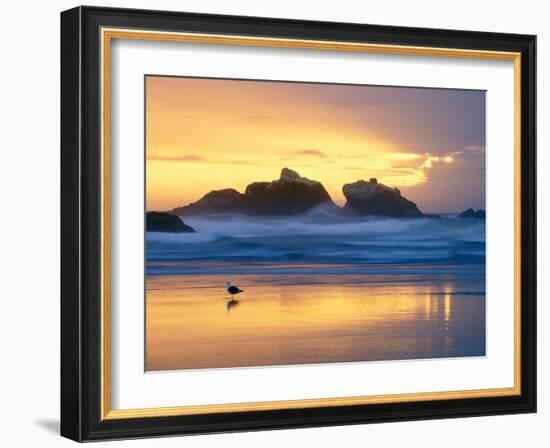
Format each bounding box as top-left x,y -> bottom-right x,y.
173,168 -> 336,216
172,188 -> 246,216
244,168 -> 335,215
459,208 -> 486,219
146,212 -> 196,233
342,178 -> 424,218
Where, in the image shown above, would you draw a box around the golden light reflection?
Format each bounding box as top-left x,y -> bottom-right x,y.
145,274 -> 483,371
443,285 -> 453,323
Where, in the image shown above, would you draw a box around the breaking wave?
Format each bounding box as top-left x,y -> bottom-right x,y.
146,214 -> 485,275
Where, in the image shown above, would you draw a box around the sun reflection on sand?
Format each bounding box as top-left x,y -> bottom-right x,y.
145,274 -> 484,371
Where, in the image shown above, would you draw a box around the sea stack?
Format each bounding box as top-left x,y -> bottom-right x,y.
172,188 -> 247,216
459,208 -> 486,219
244,168 -> 335,215
173,168 -> 336,216
146,211 -> 196,233
342,178 -> 424,218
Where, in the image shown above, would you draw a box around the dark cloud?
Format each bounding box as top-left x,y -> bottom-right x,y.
284,83 -> 486,157
290,149 -> 327,158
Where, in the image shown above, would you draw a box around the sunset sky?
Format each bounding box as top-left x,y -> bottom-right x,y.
146,76 -> 485,213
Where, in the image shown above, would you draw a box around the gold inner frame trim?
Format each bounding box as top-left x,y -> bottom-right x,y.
100,27 -> 522,421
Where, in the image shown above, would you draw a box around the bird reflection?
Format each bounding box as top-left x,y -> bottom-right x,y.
226,299 -> 240,313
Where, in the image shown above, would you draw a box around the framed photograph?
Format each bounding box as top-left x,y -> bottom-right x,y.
61,6 -> 536,442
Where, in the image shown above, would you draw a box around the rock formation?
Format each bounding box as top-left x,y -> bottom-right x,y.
244,168 -> 335,215
173,168 -> 336,216
146,211 -> 196,233
171,170 -> 437,218
342,178 -> 424,218
172,188 -> 247,216
458,208 -> 486,219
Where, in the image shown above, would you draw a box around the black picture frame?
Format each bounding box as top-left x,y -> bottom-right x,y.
61,5 -> 536,442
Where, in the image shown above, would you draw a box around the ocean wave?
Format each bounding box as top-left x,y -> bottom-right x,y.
146,215 -> 485,270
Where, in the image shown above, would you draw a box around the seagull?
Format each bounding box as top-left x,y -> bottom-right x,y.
226,281 -> 244,297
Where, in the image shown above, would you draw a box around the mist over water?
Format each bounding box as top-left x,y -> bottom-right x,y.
146,214 -> 485,276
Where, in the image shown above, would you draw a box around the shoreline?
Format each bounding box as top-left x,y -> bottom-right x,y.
146,272 -> 486,371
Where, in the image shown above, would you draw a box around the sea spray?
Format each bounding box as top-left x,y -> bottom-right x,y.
146,215 -> 485,274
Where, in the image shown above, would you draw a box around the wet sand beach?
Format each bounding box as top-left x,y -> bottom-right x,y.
145,268 -> 485,371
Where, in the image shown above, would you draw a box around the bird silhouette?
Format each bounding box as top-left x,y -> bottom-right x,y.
226,281 -> 244,297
